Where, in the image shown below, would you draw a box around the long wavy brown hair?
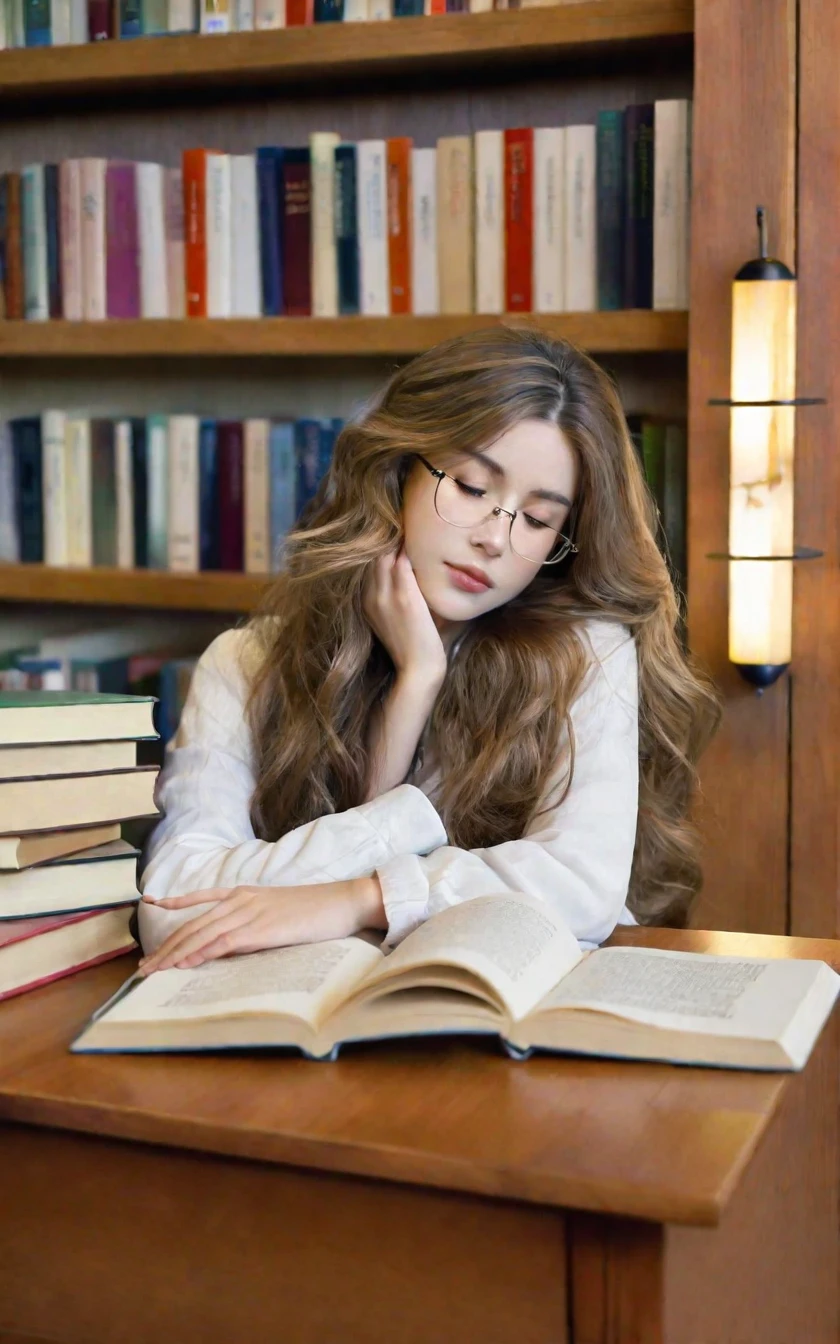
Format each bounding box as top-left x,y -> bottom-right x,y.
243,327 -> 720,927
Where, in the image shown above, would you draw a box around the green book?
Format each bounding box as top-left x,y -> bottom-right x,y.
641,419 -> 667,512
0,690 -> 158,747
91,420 -> 117,568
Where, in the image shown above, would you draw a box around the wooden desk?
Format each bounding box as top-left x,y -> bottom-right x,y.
0,928 -> 837,1344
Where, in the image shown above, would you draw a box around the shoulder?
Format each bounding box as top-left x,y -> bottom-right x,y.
186,624 -> 268,721
573,618 -> 638,717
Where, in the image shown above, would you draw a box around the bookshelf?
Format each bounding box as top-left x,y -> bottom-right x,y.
0,564 -> 266,612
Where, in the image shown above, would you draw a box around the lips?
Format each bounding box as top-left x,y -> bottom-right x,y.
445,563 -> 494,592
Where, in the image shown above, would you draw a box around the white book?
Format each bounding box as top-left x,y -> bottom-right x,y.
137,163 -> 168,320
167,417 -> 200,573
165,168 -> 186,320
0,1 -> 7,47
69,0 -> 88,42
368,0 -> 388,17
230,155 -> 261,319
59,160 -> 83,321
254,0 -> 285,26
7,0 -> 23,45
411,147 -> 438,316
200,0 -> 230,31
115,421 -> 135,571
42,412 -> 69,566
0,425 -> 18,562
21,164 -> 48,322
534,126 -> 565,313
51,0 -> 73,42
168,0 -> 196,28
66,417 -> 93,568
80,158 -> 107,322
469,0 -> 492,9
234,0 -> 254,26
310,132 -> 340,319
344,0 -> 367,17
563,124 -> 596,313
244,420 -> 271,575
357,140 -> 389,317
206,154 -> 232,318
474,130 -> 504,315
653,99 -> 691,310
147,418 -> 169,570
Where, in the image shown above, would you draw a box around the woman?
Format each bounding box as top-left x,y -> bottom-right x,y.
137,326 -> 720,975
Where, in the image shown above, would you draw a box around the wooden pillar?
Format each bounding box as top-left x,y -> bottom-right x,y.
687,0 -> 797,932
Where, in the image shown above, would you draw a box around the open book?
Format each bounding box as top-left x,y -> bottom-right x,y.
72,892 -> 840,1071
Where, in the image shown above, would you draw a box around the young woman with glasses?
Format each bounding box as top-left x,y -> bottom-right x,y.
137,326 -> 720,976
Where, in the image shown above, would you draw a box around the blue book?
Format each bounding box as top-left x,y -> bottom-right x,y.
335,144 -> 360,316
393,0 -> 422,12
198,419 -> 221,571
268,421 -> 296,568
23,0 -> 51,45
314,0 -> 342,16
11,417 -> 43,563
130,418 -> 148,569
257,147 -> 284,317
44,163 -> 61,319
119,0 -> 143,35
146,415 -> 169,570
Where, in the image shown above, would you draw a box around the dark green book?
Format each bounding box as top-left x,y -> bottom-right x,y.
91,419 -> 117,568
596,109 -> 626,310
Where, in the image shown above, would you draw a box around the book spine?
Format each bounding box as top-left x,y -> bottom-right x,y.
59,159 -> 83,321
183,148 -> 208,318
65,416 -> 92,567
474,128 -> 504,315
504,126 -> 532,312
244,419 -> 271,574
42,410 -> 69,565
344,0 -> 366,17
143,0 -> 169,30
217,422 -> 244,570
115,420 -> 135,570
137,161 -> 168,319
105,162 -> 140,320
80,158 -> 107,320
198,418 -> 220,569
69,0 -> 88,40
87,0 -> 112,38
410,146 -> 437,315
200,0 -> 230,30
563,124 -> 596,312
146,416 -> 169,569
24,0 -> 51,44
44,163 -> 62,319
368,0 -> 387,15
234,0 -> 255,28
256,147 -> 283,316
205,152 -> 232,318
334,144 -> 360,316
627,105 -> 655,310
268,420 -> 295,567
394,0 -> 421,10
167,0 -> 195,28
314,0 -> 341,16
386,135 -> 412,315
7,0 -> 25,45
130,418 -> 148,568
596,109 -> 625,311
164,167 -> 185,319
357,139 -> 389,316
281,148 -> 312,316
533,125 -> 565,313
119,0 -> 142,33
12,419 -> 43,563
286,0 -> 312,22
90,420 -> 117,567
653,99 -> 690,310
50,0 -> 72,40
437,135 -> 473,314
310,131 -> 339,318
0,424 -> 19,563
3,173 -> 24,320
21,164 -> 48,321
230,154 -> 261,318
254,0 -> 284,23
167,416 -> 200,572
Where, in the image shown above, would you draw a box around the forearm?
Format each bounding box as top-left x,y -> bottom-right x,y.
364,673 -> 441,801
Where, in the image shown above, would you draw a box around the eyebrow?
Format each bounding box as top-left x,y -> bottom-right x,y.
472,449 -> 574,509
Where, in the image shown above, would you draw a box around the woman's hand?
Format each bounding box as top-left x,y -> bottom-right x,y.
363,543 -> 448,686
137,876 -> 385,976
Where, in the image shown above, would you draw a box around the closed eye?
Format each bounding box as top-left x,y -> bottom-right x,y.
454,479 -> 485,499
523,513 -> 553,531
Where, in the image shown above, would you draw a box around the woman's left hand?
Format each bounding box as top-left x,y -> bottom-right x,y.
137,876 -> 385,976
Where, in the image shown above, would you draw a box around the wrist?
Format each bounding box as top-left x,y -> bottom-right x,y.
347,875 -> 387,933
394,668 -> 445,703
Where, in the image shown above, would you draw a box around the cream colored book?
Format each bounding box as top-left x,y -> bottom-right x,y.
563,124 -> 596,311
410,146 -> 438,315
66,415 -> 93,566
357,139 -> 389,316
244,419 -> 271,575
115,420 -> 135,570
534,125 -> 565,313
42,411 -> 69,566
310,131 -> 340,318
0,822 -> 121,872
653,98 -> 691,310
0,740 -> 136,781
0,691 -> 157,747
437,135 -> 474,315
167,416 -> 200,572
474,129 -> 504,315
0,839 -> 139,919
73,892 -> 840,1072
0,765 -> 159,836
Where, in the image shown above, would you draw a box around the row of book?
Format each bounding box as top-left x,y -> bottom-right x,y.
628,415 -> 687,587
0,691 -> 159,1002
0,413 -> 344,574
3,102 -> 691,322
4,0 -> 530,48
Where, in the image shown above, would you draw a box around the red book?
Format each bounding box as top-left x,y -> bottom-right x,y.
387,137 -> 412,316
429,0 -> 446,11
217,421 -> 245,571
87,0 -> 112,37
183,148 -> 211,319
282,148 -> 312,317
105,162 -> 140,320
0,908 -> 136,1004
504,126 -> 533,312
2,172 -> 23,320
287,0 -> 313,22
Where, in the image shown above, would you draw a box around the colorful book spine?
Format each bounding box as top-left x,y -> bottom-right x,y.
200,0 -> 230,30
596,109 -> 626,311
105,162 -> 141,320
386,136 -> 412,315
313,0 -> 341,16
115,420 -> 135,570
623,104 -> 654,309
90,420 -> 117,567
268,420 -> 296,568
164,167 -> 185,319
146,416 -> 169,569
0,174 -> 24,321
254,0 -> 284,27
183,148 -> 208,318
286,0 -> 312,22
504,127 -> 532,312
130,418 -> 148,568
23,0 -> 51,44
44,163 -> 62,319
282,148 -> 312,316
119,0 -> 142,33
87,0 -> 112,38
12,418 -> 44,563
21,164 -> 48,321
80,158 -> 107,321
217,421 -> 244,570
334,144 -> 360,316
198,418 -> 221,570
257,147 -> 283,316
59,160 -> 83,321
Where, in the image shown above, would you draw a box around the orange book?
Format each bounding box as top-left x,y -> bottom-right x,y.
387,137 -> 413,315
182,149 -> 209,319
287,0 -> 313,23
504,126 -> 533,312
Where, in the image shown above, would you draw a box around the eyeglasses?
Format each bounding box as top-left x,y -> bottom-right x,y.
415,454 -> 579,566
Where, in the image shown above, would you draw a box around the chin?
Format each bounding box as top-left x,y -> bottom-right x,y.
418,572 -> 501,623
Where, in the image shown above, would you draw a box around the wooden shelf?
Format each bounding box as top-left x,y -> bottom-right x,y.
0,1 -> 693,103
0,311 -> 688,358
0,565 -> 269,612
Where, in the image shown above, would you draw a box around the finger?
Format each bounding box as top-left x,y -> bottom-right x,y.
138,899 -> 254,973
141,887 -> 232,908
137,891 -> 242,965
174,917 -> 265,968
140,908 -> 256,975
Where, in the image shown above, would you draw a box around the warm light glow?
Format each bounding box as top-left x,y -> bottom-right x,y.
728,277 -> 797,667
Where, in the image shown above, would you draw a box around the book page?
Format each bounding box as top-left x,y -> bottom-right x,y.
537,946 -> 834,1039
361,892 -> 583,1022
99,938 -> 382,1031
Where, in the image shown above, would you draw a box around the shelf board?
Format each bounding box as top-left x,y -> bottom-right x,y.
0,1 -> 693,103
0,565 -> 269,613
0,312 -> 688,358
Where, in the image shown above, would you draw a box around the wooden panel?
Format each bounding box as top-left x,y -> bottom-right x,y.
0,313 -> 688,358
789,0 -> 840,937
687,0 -> 797,934
0,1 -> 693,105
568,1214 -> 664,1344
0,564 -> 267,612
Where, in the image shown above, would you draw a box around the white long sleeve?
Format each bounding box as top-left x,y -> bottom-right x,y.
375,621 -> 639,952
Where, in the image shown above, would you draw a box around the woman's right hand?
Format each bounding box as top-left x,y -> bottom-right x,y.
363,544 -> 448,688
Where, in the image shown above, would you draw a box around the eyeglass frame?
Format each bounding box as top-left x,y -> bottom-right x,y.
414,453 -> 579,567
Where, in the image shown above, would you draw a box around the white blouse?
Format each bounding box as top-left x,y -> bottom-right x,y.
139,620 -> 640,956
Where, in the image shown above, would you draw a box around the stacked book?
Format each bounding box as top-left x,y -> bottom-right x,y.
1,103 -> 690,322
0,413 -> 342,573
0,690 -> 160,1001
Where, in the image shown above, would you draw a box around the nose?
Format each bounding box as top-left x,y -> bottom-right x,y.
468,507 -> 509,556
